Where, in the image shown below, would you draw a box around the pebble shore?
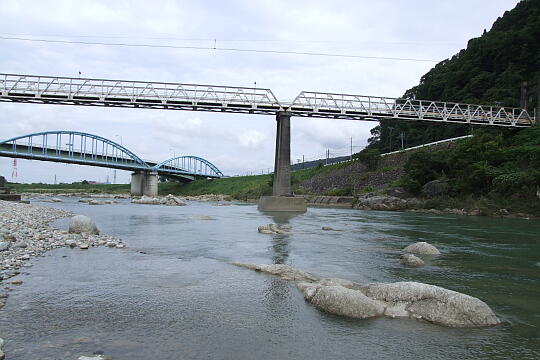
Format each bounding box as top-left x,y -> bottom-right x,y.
0,199 -> 125,308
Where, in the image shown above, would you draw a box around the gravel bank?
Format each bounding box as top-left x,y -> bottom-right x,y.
0,200 -> 125,306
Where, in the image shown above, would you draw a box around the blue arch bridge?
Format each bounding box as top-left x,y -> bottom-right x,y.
0,131 -> 224,196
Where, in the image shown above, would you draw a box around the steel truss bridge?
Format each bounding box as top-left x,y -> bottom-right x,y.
0,131 -> 224,180
0,73 -> 535,127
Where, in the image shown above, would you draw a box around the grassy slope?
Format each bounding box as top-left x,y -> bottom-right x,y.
158,175 -> 272,199
158,161 -> 352,198
8,161 -> 351,198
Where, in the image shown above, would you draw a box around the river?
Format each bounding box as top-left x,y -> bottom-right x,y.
1,197 -> 539,359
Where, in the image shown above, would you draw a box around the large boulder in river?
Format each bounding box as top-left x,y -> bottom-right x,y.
163,194 -> 186,206
363,282 -> 501,327
257,223 -> 290,235
132,196 -> 161,205
400,254 -> 425,267
298,282 -> 385,319
403,241 -> 440,255
132,195 -> 186,206
233,263 -> 500,327
68,215 -> 99,235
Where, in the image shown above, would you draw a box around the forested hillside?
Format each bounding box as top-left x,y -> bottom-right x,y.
368,0 -> 540,152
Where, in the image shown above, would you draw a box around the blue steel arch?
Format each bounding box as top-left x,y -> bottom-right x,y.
152,155 -> 224,178
0,130 -> 151,171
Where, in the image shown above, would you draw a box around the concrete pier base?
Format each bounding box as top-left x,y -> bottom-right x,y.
257,196 -> 307,212
130,171 -> 159,197
130,172 -> 144,196
142,172 -> 158,197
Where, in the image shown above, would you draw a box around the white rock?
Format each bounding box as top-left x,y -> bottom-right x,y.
257,223 -> 289,235
403,242 -> 440,255
234,263 -> 500,328
231,262 -> 319,281
400,254 -> 425,267
363,282 -> 500,327
298,283 -> 385,319
68,215 -> 99,235
0,242 -> 9,251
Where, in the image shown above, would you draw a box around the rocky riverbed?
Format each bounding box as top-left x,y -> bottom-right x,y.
0,200 -> 124,305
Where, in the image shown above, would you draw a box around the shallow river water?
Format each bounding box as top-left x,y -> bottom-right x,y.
1,198 -> 539,359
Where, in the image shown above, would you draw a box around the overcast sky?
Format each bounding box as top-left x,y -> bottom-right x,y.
0,0 -> 519,184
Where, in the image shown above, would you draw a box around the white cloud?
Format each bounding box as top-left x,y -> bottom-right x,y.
237,130 -> 267,148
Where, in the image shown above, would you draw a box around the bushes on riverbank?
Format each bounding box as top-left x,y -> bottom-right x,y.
399,127 -> 540,212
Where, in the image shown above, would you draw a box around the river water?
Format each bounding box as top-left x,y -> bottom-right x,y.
1,198 -> 539,359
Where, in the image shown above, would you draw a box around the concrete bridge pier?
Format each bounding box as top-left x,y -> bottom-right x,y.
272,111 -> 292,196
258,111 -> 306,212
130,172 -> 144,196
143,172 -> 158,197
130,171 -> 158,197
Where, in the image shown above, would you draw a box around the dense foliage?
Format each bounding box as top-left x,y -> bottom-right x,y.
352,148 -> 380,170
401,126 -> 540,199
368,0 -> 540,152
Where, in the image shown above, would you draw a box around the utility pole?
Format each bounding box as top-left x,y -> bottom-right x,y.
537,75 -> 540,126
388,127 -> 394,152
520,81 -> 528,109
11,159 -> 17,182
302,155 -> 305,169
326,149 -> 329,165
350,137 -> 353,161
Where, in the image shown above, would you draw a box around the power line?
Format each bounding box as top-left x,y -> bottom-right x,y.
0,36 -> 439,63
0,32 -> 461,47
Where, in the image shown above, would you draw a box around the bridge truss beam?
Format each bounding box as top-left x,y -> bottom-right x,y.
0,73 -> 536,127
0,73 -> 281,115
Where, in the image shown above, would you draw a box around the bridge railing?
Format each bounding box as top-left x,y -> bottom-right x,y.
0,73 -> 282,113
288,91 -> 535,126
0,73 -> 535,127
152,155 -> 224,178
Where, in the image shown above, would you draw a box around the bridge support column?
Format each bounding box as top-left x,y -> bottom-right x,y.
131,171 -> 159,197
142,172 -> 158,197
273,111 -> 292,196
258,111 -> 306,212
130,171 -> 144,196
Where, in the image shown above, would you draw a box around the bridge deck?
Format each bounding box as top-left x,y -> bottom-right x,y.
0,73 -> 535,127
